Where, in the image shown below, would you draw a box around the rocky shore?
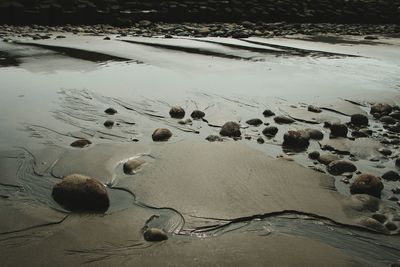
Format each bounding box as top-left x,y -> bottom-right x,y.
0,0 -> 399,25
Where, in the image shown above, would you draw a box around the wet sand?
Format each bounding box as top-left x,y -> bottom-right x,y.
0,33 -> 400,266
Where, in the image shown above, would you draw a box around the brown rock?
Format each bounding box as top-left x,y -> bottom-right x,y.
70,139 -> 92,148
152,128 -> 172,141
327,160 -> 357,175
350,174 -> 384,198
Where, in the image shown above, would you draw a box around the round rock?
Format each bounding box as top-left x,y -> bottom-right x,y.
305,128 -> 324,140
380,116 -> 397,125
220,121 -> 241,137
190,110 -> 205,120
246,118 -> 263,126
327,160 -> 357,175
371,103 -> 392,116
169,106 -> 185,119
307,105 -> 322,113
104,120 -> 114,128
262,126 -> 278,137
283,130 -> 310,148
52,174 -> 110,212
274,116 -> 295,124
104,107 -> 117,115
70,139 -> 92,148
330,123 -> 348,138
382,170 -> 400,181
350,114 -> 369,126
350,174 -> 384,198
308,151 -> 320,160
262,109 -> 275,117
152,128 -> 172,142
143,228 -> 168,242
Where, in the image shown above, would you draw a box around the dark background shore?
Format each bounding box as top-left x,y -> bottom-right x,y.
0,0 -> 399,25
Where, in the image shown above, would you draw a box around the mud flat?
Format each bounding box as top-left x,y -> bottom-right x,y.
0,33 -> 400,266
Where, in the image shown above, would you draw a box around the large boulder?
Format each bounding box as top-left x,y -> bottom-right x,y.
220,121 -> 241,137
52,174 -> 110,212
152,128 -> 172,141
350,174 -> 384,198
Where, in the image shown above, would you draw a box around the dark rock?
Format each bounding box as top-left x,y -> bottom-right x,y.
371,103 -> 392,116
372,213 -> 387,223
396,158 -> 400,167
190,110 -> 205,120
246,118 -> 263,126
152,128 -> 172,141
305,128 -> 324,140
350,174 -> 384,198
283,130 -> 310,148
220,121 -> 241,137
143,228 -> 168,242
364,36 -> 378,40
103,36 -> 111,40
308,151 -> 320,160
103,120 -> 114,128
274,116 -> 295,124
262,109 -> 275,117
389,111 -> 400,120
388,195 -> 399,201
385,222 -> 398,231
104,107 -> 117,115
378,147 -> 392,156
262,126 -> 278,137
257,137 -> 264,144
123,159 -> 145,175
380,116 -> 396,125
350,114 -> 368,126
52,174 -> 109,212
382,170 -> 400,181
169,106 -> 185,119
392,187 -> 400,194
206,135 -> 223,142
327,160 -> 357,175
330,123 -> 348,138
307,105 -> 322,113
70,139 -> 92,148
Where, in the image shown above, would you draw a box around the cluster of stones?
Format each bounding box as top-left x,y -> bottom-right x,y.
1,0 -> 400,26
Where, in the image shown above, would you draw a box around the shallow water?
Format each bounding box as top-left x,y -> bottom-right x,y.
0,35 -> 400,266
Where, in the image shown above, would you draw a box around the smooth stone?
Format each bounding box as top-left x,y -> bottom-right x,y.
308,105 -> 322,113
392,187 -> 400,194
143,228 -> 168,242
350,174 -> 384,198
371,213 -> 387,223
388,196 -> 399,201
350,114 -> 369,126
327,160 -> 357,175
371,103 -> 392,115
262,126 -> 278,137
190,110 -> 205,120
169,106 -> 185,119
103,120 -> 114,128
220,121 -> 241,137
386,222 -> 398,231
305,128 -> 324,140
257,137 -> 265,144
104,107 -> 117,115
178,119 -> 192,125
262,109 -> 275,117
103,36 -> 111,40
246,118 -> 263,126
152,128 -> 172,142
380,116 -> 397,125
330,123 -> 348,138
318,154 -> 340,165
389,111 -> 400,120
206,135 -> 223,142
308,151 -> 320,160
52,174 -> 109,212
70,139 -> 92,148
396,158 -> 400,167
283,130 -> 310,148
382,171 -> 400,181
123,159 -> 146,175
274,116 -> 295,124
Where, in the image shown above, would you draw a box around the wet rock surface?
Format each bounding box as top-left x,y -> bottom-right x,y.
52,174 -> 110,212
274,116 -> 295,124
152,128 -> 172,141
350,174 -> 384,198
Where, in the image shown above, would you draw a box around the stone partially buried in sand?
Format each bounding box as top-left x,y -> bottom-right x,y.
283,130 -> 310,148
382,170 -> 400,181
152,128 -> 172,141
220,121 -> 241,137
262,109 -> 275,117
350,174 -> 384,198
143,228 -> 168,242
370,103 -> 392,116
169,106 -> 185,119
274,116 -> 295,124
246,118 -> 263,126
52,174 -> 110,212
104,107 -> 117,115
70,139 -> 92,148
123,159 -> 146,175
